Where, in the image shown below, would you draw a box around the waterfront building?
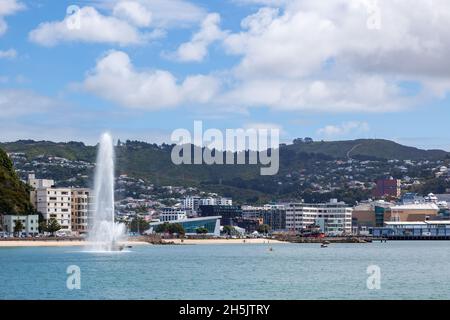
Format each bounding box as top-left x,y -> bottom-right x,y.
1,214 -> 39,236
232,217 -> 261,233
199,205 -> 242,226
384,203 -> 439,222
352,200 -> 394,229
372,220 -> 450,238
286,199 -> 352,235
145,216 -> 222,236
71,188 -> 91,235
160,207 -> 187,222
34,187 -> 72,232
242,205 -> 286,231
28,174 -> 92,234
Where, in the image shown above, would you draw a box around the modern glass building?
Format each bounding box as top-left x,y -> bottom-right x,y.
146,216 -> 221,236
199,205 -> 242,226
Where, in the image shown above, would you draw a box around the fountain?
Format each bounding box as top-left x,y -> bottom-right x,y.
87,133 -> 126,252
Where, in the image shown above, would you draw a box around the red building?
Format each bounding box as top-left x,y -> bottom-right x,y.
373,178 -> 401,198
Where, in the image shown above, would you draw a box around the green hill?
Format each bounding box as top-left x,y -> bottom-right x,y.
1,138 -> 449,204
287,139 -> 449,161
0,147 -> 35,215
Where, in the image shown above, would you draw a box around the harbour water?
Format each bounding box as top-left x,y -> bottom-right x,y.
1,241 -> 450,300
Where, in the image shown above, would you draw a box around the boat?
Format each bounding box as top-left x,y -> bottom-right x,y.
321,241 -> 330,248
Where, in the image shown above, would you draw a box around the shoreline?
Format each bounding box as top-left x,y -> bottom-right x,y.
171,238 -> 285,245
0,240 -> 150,248
0,238 -> 285,247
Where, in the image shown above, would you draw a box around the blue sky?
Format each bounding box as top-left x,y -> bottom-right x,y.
1,0 -> 450,150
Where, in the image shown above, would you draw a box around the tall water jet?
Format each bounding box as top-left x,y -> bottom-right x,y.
88,133 -> 126,252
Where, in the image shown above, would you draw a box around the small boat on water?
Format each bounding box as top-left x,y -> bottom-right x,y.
321,241 -> 330,248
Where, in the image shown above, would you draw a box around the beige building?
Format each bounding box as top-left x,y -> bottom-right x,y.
71,188 -> 91,235
352,200 -> 394,228
385,203 -> 440,222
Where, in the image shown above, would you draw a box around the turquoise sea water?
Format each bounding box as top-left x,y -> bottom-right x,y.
1,241 -> 450,300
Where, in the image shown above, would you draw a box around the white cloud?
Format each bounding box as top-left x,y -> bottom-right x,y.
135,0 -> 206,28
81,50 -> 220,109
91,0 -> 207,27
232,0 -> 288,6
0,48 -> 16,59
172,13 -> 226,62
29,0 -> 206,46
317,121 -> 370,138
0,0 -> 25,36
244,122 -> 283,131
0,0 -> 24,16
66,0 -> 450,115
29,6 -> 147,46
219,0 -> 450,112
112,1 -> 152,27
243,122 -> 287,137
0,89 -> 58,118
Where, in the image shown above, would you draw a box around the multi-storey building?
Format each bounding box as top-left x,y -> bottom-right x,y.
35,187 -> 72,232
28,174 -> 92,234
160,207 -> 187,222
183,196 -> 201,212
1,214 -> 39,236
71,188 -> 91,235
286,199 -> 353,235
199,205 -> 242,226
28,174 -> 54,205
183,196 -> 233,214
242,204 -> 286,231
373,177 -> 401,198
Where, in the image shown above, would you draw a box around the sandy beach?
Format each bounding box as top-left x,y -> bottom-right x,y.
0,238 -> 285,247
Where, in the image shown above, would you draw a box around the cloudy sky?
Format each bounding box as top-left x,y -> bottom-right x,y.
1,0 -> 450,149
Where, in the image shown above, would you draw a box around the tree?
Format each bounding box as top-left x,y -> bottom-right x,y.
222,225 -> 235,236
196,227 -> 209,235
168,223 -> 185,236
41,218 -> 61,236
257,224 -> 271,234
14,220 -> 24,236
155,222 -> 170,234
155,222 -> 185,237
129,217 -> 150,234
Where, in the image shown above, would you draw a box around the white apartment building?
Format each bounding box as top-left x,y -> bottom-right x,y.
184,196 -> 233,212
71,188 -> 91,235
28,174 -> 54,205
1,214 -> 39,235
35,187 -> 72,232
28,174 -> 92,234
200,197 -> 217,206
217,198 -> 233,206
286,199 -> 353,235
160,208 -> 187,222
183,196 -> 200,212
